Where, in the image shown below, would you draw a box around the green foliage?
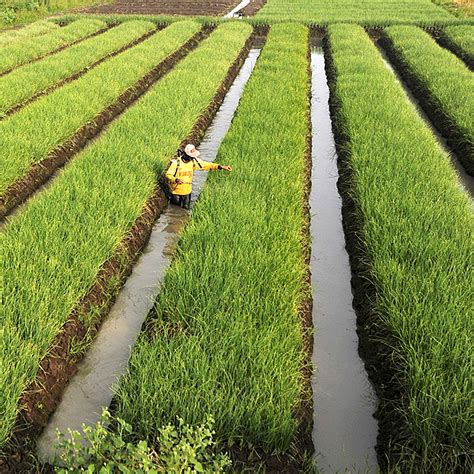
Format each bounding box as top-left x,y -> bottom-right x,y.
115,23 -> 310,454
0,21 -> 251,450
443,24 -> 474,58
0,20 -> 156,116
0,19 -> 105,73
384,25 -> 474,174
0,19 -> 59,45
255,0 -> 456,25
0,20 -> 199,193
54,408 -> 230,473
328,24 -> 473,470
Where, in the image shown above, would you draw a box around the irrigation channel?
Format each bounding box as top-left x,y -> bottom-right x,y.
376,43 -> 473,198
36,46 -> 262,463
310,42 -> 379,472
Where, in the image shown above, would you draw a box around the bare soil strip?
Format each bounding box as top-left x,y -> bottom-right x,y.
379,35 -> 474,177
84,0 -> 241,16
2,27 -> 255,472
0,26 -> 110,79
0,27 -> 211,222
240,0 -> 267,16
3,27 -> 162,119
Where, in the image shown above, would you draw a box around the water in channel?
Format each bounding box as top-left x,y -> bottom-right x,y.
223,0 -> 250,17
310,44 -> 379,472
37,46 -> 261,463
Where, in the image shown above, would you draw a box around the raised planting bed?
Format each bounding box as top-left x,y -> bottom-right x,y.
0,20 -> 59,46
84,0 -> 241,16
326,23 -> 473,471
438,25 -> 474,69
0,21 -> 204,218
114,22 -> 313,471
255,0 -> 457,25
0,19 -> 105,75
381,25 -> 474,175
0,21 -> 253,465
0,20 -> 156,117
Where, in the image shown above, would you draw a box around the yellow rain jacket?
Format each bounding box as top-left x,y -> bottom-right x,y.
166,157 -> 219,195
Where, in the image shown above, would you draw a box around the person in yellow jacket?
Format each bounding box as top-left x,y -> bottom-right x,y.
166,143 -> 232,209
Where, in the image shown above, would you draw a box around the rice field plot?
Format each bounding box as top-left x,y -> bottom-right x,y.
0,21 -> 203,217
254,0 -> 456,25
327,24 -> 473,471
0,20 -> 156,117
0,20 -> 59,46
0,19 -> 105,74
0,21 -> 252,452
382,25 -> 474,175
438,25 -> 474,69
114,23 -> 312,467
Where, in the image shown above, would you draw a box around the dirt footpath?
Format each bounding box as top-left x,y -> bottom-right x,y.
84,0 -> 243,16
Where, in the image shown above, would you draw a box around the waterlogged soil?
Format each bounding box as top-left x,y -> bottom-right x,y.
310,45 -> 379,473
84,0 -> 241,16
36,46 -> 261,464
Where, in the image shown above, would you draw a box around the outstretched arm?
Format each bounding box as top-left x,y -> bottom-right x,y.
194,158 -> 232,171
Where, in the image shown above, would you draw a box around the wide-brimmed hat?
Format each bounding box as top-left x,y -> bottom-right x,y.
184,144 -> 200,158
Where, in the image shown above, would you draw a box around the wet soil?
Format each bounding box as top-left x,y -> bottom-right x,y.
310,43 -> 378,473
0,26 -> 211,221
84,0 -> 241,16
379,35 -> 474,177
1,27 -> 256,472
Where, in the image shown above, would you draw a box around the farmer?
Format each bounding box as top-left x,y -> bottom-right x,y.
166,144 -> 232,209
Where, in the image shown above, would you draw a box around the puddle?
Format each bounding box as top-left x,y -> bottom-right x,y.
36,46 -> 262,463
310,45 -> 379,473
223,0 -> 250,17
377,42 -> 473,197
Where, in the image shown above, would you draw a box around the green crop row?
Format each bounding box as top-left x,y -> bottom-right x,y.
0,19 -> 105,74
255,0 -> 454,25
0,20 -> 59,46
383,25 -> 474,175
327,24 -> 473,470
440,25 -> 474,69
0,21 -> 252,450
115,23 -> 311,457
0,21 -> 200,198
0,20 -> 155,117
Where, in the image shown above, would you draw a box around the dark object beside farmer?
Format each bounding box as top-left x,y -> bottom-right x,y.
166,144 -> 232,209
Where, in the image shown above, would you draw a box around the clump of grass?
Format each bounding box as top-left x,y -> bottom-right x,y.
0,19 -> 59,45
441,25 -> 474,67
328,23 -> 473,470
115,23 -> 311,456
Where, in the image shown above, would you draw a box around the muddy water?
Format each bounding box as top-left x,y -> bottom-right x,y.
377,43 -> 473,197
223,0 -> 250,17
36,47 -> 261,463
310,46 -> 379,472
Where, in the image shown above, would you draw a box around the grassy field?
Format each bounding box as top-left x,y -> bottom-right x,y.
0,21 -> 252,451
0,18 -> 105,73
383,25 -> 474,175
0,19 -> 59,44
327,23 -> 473,470
114,23 -> 311,459
439,25 -> 474,68
255,0 -> 457,25
0,20 -> 155,116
